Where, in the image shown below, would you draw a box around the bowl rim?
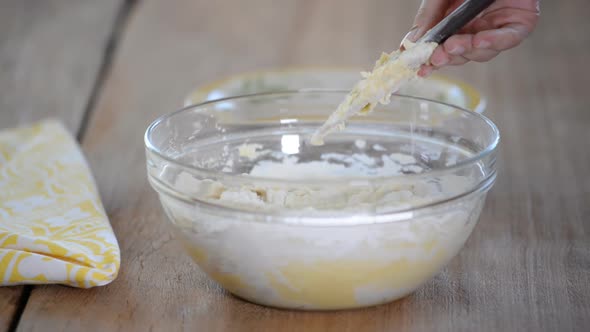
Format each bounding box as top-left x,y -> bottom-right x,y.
145,89 -> 499,183
183,66 -> 487,113
145,90 -> 499,224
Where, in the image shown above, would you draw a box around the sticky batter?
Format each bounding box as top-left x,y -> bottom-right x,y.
310,41 -> 437,145
163,145 -> 483,310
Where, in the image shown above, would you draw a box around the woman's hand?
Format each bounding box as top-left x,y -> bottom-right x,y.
404,0 -> 540,76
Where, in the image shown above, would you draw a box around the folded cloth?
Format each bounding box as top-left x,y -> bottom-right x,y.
0,120 -> 119,287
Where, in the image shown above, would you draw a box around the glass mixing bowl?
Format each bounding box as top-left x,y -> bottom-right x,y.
145,90 -> 499,310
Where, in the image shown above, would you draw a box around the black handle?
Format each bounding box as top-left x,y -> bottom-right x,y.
421,0 -> 495,44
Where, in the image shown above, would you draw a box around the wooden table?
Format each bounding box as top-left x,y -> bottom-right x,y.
1,0 -> 588,331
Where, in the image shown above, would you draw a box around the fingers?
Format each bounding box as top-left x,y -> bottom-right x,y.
429,35 -> 473,67
463,48 -> 500,62
486,0 -> 540,14
406,0 -> 450,42
430,46 -> 451,66
418,65 -> 434,77
429,46 -> 469,67
433,44 -> 499,66
408,0 -> 540,73
424,32 -> 501,72
471,5 -> 540,47
473,23 -> 531,51
444,34 -> 473,56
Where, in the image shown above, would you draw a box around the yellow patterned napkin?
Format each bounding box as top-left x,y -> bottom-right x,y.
0,120 -> 119,287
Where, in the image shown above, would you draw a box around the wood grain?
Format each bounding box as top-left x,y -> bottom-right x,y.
16,0 -> 590,331
0,288 -> 21,332
0,0 -> 123,331
0,0 -> 123,133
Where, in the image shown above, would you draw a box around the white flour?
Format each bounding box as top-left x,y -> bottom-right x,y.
175,146 -> 472,215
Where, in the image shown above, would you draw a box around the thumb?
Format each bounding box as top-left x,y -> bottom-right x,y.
405,0 -> 450,42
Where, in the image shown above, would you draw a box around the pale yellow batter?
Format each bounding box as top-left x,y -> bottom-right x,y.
310,41 -> 437,145
164,147 -> 482,310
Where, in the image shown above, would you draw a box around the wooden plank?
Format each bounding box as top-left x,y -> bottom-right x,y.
0,0 -> 122,132
0,0 -> 123,331
0,287 -> 21,332
18,0 -> 590,331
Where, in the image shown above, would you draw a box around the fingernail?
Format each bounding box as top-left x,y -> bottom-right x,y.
404,25 -> 420,42
475,40 -> 491,49
418,66 -> 434,77
448,45 -> 465,55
